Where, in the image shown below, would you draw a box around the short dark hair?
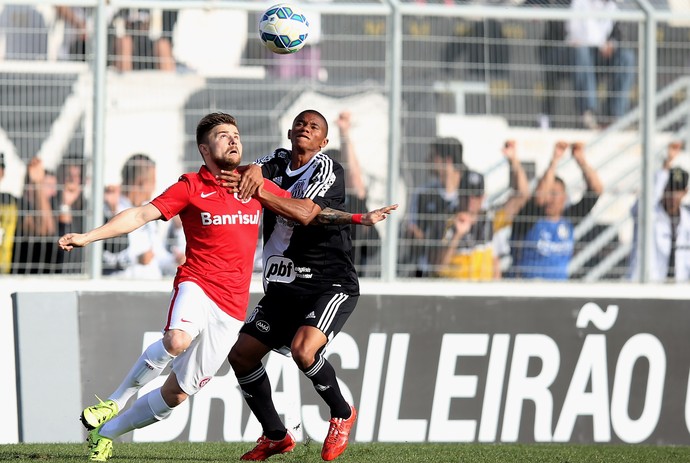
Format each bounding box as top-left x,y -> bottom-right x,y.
294,109 -> 328,137
429,137 -> 463,167
196,112 -> 238,146
121,153 -> 155,187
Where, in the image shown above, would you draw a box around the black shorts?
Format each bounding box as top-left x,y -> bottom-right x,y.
240,289 -> 359,352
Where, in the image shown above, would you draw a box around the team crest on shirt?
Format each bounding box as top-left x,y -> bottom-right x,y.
292,179 -> 307,198
557,223 -> 570,240
198,377 -> 211,389
233,192 -> 252,204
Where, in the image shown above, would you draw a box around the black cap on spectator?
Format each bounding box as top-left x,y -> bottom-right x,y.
666,167 -> 689,193
460,170 -> 485,197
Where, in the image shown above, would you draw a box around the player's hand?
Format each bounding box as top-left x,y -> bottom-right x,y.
360,204 -> 398,226
237,164 -> 264,200
216,169 -> 240,192
58,233 -> 89,251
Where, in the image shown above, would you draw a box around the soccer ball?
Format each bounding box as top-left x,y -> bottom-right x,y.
258,3 -> 310,55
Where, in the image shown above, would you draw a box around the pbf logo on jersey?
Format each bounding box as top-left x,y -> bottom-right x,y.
264,255 -> 296,283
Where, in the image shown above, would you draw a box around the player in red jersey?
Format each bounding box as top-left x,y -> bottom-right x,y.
58,112 -> 394,462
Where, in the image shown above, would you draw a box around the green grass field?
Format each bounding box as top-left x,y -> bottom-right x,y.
2,442 -> 690,463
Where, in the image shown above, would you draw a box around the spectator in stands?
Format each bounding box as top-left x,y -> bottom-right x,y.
0,153 -> 18,274
525,0 -> 571,129
102,153 -> 179,277
324,111 -> 381,277
110,8 -> 176,71
567,0 -> 635,129
435,170 -> 500,280
509,141 -> 603,280
56,154 -> 86,272
165,214 -> 186,269
401,137 -> 465,277
628,142 -> 690,282
55,6 -> 90,61
490,140 -> 531,273
443,7 -> 509,80
12,157 -> 60,274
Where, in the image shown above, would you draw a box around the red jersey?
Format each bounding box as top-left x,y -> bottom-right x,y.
150,166 -> 287,321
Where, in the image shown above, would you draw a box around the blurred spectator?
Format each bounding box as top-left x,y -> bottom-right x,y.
165,214 -> 186,270
435,170 -> 500,280
0,153 -> 18,274
509,141 -> 603,279
526,0 -> 571,129
55,6 -> 90,61
401,137 -> 465,277
110,8 -> 176,71
628,142 -> 690,282
567,0 -> 635,129
490,140 -> 531,273
102,153 -> 178,278
443,2 -> 509,80
56,154 -> 86,272
12,157 -> 60,274
324,111 -> 381,277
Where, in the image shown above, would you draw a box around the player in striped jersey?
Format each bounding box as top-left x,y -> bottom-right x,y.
226,110 -> 397,461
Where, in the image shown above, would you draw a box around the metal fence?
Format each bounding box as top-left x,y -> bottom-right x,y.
0,0 -> 689,282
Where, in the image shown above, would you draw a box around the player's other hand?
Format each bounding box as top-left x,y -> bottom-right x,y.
361,204 -> 398,226
237,164 -> 264,200
58,233 -> 88,251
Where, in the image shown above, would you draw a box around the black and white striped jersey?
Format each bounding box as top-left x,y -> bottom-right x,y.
255,148 -> 359,295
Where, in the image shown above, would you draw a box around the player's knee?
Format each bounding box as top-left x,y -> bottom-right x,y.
291,347 -> 315,370
228,344 -> 249,372
163,330 -> 191,356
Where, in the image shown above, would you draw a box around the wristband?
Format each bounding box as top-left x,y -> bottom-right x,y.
60,204 -> 71,213
351,214 -> 363,225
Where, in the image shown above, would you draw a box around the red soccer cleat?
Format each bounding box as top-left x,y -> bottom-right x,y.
321,406 -> 357,461
240,432 -> 296,461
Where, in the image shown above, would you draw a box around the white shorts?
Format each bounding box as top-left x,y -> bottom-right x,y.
166,281 -> 243,396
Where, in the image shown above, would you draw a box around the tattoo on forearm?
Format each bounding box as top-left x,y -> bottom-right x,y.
311,207 -> 352,225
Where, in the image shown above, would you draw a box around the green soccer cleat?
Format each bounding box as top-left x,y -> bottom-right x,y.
81,396 -> 119,431
87,425 -> 113,462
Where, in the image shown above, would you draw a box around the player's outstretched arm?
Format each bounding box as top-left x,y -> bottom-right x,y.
314,204 -> 398,226
58,203 -> 162,251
